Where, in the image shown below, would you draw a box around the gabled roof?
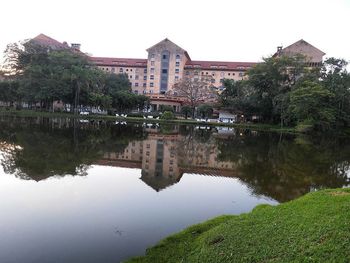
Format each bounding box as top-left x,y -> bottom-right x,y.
274,39 -> 325,58
31,33 -> 69,49
147,38 -> 191,60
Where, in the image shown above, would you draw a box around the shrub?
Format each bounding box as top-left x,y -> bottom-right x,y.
161,111 -> 175,120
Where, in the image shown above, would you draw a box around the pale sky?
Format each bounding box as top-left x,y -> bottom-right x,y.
1,0 -> 349,64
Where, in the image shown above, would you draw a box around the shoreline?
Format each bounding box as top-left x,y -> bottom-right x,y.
127,188 -> 350,262
0,109 -> 297,133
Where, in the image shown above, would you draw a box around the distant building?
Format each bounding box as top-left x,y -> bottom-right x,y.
273,39 -> 325,67
27,34 -> 326,110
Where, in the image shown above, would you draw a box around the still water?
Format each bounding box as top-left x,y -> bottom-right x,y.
0,116 -> 349,262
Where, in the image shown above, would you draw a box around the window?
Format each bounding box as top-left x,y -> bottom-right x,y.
119,68 -> 123,73
176,54 -> 181,59
220,72 -> 225,77
194,71 -> 199,76
239,72 -> 244,77
150,68 -> 155,74
133,90 -> 138,94
149,90 -> 153,93
220,79 -> 224,83
162,69 -> 167,74
143,83 -> 146,87
130,69 -> 133,72
150,75 -> 154,80
143,89 -> 147,94
151,61 -> 155,66
175,61 -> 180,67
186,71 -> 190,75
175,68 -> 179,73
143,76 -> 147,80
211,79 -> 215,83
135,75 -> 139,80
126,69 -> 129,72
144,68 -> 147,73
111,67 -> 115,72
150,82 -> 154,87
175,76 -> 179,81
150,54 -> 155,59
163,54 -> 167,59
135,83 -> 139,87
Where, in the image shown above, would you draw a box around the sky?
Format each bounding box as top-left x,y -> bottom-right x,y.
0,0 -> 349,64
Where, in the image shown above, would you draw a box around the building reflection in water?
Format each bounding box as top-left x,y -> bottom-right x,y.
97,124 -> 239,191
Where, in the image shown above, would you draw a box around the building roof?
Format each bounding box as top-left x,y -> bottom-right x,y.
273,39 -> 325,61
147,38 -> 191,60
31,33 -> 69,49
185,60 -> 257,71
89,57 -> 148,67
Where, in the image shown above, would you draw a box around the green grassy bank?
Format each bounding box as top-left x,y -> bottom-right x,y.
128,188 -> 350,262
0,109 -> 296,133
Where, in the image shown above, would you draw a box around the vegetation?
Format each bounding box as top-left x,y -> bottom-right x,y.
220,56 -> 350,131
197,104 -> 213,119
128,188 -> 350,262
172,76 -> 216,118
180,105 -> 192,119
0,40 -> 148,113
160,111 -> 175,120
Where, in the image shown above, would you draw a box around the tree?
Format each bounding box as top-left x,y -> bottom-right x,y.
288,80 -> 335,130
172,76 -> 216,118
321,58 -> 350,127
197,104 -> 213,119
180,105 -> 192,119
244,55 -> 306,123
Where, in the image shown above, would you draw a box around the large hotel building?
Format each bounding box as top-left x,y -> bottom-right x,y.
31,34 -> 325,110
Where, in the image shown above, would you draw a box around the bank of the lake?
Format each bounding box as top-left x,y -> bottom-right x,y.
128,188 -> 350,263
0,109 -> 297,133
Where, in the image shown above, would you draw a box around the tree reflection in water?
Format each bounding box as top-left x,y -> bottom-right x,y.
0,116 -> 349,202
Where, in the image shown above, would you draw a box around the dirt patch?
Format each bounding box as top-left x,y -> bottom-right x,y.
329,191 -> 350,196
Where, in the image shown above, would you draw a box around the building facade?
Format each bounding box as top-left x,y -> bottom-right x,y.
90,39 -> 257,110
29,34 -> 325,111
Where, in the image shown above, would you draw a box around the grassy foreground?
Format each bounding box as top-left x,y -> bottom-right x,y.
127,188 -> 350,262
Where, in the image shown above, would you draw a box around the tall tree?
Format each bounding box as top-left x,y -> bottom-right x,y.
172,76 -> 216,118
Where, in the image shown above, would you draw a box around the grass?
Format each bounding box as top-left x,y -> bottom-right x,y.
0,108 -> 297,133
127,188 -> 350,262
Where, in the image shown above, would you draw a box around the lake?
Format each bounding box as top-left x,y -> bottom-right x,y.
0,116 -> 349,262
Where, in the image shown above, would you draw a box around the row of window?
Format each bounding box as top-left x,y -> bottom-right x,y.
150,54 -> 181,59
185,71 -> 245,77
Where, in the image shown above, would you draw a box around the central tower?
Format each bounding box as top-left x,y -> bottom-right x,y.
145,38 -> 190,95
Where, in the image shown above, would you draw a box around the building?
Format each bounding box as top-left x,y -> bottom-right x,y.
273,39 -> 325,67
90,38 -> 257,111
28,34 -> 325,111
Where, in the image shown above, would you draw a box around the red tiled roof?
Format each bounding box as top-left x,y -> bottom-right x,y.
185,60 -> 257,71
89,57 -> 148,67
31,33 -> 69,49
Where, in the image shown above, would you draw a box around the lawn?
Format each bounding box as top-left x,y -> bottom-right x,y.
127,188 -> 350,262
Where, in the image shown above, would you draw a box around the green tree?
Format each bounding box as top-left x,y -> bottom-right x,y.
180,105 -> 192,119
288,80 -> 335,130
197,104 -> 213,118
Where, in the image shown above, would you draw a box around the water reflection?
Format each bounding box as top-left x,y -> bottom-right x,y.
0,116 -> 349,202
0,116 -> 350,262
